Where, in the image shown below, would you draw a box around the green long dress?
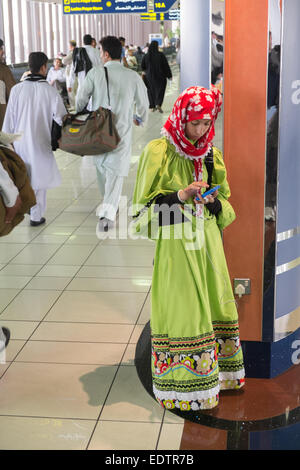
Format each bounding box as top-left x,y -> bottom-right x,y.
132,137 -> 245,411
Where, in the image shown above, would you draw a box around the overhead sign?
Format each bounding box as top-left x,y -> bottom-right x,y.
153,0 -> 177,12
140,10 -> 157,21
163,8 -> 180,20
140,9 -> 180,21
63,0 -> 148,15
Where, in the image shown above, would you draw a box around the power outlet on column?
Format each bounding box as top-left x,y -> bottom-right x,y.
234,278 -> 251,298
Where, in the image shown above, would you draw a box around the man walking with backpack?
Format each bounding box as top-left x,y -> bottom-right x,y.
69,34 -> 102,99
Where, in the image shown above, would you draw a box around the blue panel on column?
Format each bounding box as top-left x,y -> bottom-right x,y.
275,0 -> 300,331
242,326 -> 300,378
276,0 -> 300,234
275,267 -> 300,318
277,235 -> 300,266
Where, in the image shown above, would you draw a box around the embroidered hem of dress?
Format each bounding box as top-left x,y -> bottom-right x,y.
153,384 -> 220,402
160,128 -> 212,161
219,369 -> 245,381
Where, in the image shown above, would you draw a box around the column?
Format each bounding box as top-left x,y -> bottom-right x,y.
180,0 -> 211,91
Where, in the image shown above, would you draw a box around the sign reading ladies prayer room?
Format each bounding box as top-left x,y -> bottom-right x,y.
63,0 -> 148,15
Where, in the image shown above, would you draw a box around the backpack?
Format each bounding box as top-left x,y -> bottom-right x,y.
72,47 -> 93,75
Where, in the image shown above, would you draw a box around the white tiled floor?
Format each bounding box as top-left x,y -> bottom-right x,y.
0,66 -> 189,450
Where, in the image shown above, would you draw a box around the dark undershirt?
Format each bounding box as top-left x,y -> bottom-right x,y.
155,150 -> 222,225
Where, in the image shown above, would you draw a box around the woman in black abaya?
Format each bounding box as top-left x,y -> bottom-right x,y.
141,40 -> 172,113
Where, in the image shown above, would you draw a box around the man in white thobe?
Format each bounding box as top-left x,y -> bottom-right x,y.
76,35 -> 149,232
47,58 -> 66,90
68,34 -> 102,99
62,40 -> 77,109
2,52 -> 66,226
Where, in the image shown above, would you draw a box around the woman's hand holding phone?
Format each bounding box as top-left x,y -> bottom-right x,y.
178,181 -> 209,202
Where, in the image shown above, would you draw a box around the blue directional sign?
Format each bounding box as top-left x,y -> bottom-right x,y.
63,0 -> 148,15
153,0 -> 177,12
140,9 -> 180,21
163,9 -> 180,20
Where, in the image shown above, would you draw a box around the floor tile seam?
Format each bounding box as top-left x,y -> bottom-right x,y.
0,413 -> 98,421
155,410 -> 166,450
1,321 -> 143,327
9,189 -> 152,327
96,418 -> 182,425
4,209 -> 105,337
73,276 -> 153,280
2,190 -> 98,271
0,249 -> 96,372
6,360 -> 134,366
3,340 -> 141,345
1,286 -> 150,293
5,339 -> 135,345
84,360 -> 126,449
33,174 -> 100,237
0,289 -> 25,315
0,414 -> 164,426
0,230 -> 59,298
0,262 -> 11,272
0,361 -> 15,379
85,286 -> 154,449
0,246 -> 152,298
83,264 -> 154,268
135,289 -> 151,325
52,288 -> 150,294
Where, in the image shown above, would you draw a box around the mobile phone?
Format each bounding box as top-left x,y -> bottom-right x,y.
195,185 -> 220,201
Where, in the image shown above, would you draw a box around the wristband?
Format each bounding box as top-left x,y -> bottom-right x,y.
177,190 -> 185,204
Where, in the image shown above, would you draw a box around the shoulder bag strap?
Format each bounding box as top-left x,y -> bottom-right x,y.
104,66 -> 113,136
104,67 -> 111,108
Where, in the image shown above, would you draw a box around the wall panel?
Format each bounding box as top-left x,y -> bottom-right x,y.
223,0 -> 269,341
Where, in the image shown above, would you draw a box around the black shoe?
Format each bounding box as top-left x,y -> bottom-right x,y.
0,327 -> 10,353
30,217 -> 46,227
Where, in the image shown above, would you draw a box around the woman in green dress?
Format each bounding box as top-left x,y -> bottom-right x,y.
132,86 -> 245,411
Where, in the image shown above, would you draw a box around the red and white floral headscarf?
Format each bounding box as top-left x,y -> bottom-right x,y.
161,86 -> 222,217
161,85 -> 222,161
